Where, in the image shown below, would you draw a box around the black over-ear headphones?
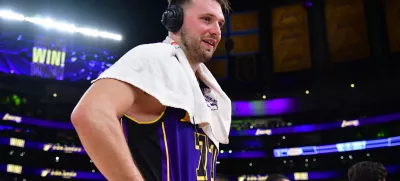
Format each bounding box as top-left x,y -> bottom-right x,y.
161,1 -> 184,33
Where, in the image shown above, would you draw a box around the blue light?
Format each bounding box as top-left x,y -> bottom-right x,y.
274,136 -> 400,158
89,61 -> 95,67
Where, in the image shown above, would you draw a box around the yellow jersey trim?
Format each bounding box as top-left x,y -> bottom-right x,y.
180,112 -> 191,122
124,107 -> 167,124
162,122 -> 170,181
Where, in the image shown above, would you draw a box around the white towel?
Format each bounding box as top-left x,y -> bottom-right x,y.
92,36 -> 232,148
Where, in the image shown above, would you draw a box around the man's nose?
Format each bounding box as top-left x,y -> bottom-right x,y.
209,22 -> 221,36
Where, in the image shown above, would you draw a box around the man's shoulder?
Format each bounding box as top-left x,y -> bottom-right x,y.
130,42 -> 175,56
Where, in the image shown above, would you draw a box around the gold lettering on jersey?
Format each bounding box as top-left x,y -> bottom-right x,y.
341,120 -> 359,128
195,133 -> 208,180
2,113 -> 22,123
194,132 -> 219,181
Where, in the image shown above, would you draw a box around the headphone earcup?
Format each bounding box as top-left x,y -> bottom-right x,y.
161,5 -> 184,32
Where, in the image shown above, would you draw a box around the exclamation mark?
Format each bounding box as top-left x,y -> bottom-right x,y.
61,52 -> 66,67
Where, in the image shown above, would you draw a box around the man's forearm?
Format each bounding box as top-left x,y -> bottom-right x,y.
72,114 -> 143,181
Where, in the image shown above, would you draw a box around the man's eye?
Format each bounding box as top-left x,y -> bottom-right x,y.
202,17 -> 211,23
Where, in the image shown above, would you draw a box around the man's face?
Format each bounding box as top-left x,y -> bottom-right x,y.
180,0 -> 225,63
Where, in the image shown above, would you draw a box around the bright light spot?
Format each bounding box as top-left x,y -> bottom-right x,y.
228,150 -> 232,153
351,84 -> 355,88
0,9 -> 122,41
262,95 -> 266,99
0,10 -> 24,21
305,90 -> 310,94
53,93 -> 57,97
249,163 -> 252,166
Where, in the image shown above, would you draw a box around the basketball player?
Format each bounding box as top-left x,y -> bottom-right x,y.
71,0 -> 231,180
348,161 -> 387,181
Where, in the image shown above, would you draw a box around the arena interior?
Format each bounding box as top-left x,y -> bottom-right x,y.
1,0 -> 400,180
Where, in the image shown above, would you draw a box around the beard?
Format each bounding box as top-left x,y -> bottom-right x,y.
180,28 -> 213,63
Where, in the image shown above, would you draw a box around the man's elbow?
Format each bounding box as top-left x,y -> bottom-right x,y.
71,105 -> 92,129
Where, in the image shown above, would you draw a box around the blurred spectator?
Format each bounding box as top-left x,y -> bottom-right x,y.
266,174 -> 290,181
348,161 -> 387,181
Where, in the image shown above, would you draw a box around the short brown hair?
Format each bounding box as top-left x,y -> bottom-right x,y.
348,161 -> 387,181
168,0 -> 231,13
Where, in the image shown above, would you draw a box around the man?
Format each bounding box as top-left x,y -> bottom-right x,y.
266,174 -> 290,181
348,161 -> 387,181
71,0 -> 231,180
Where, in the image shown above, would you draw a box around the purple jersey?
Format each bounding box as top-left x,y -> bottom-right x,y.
121,107 -> 218,181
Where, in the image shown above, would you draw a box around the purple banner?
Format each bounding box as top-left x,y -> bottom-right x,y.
2,163 -> 400,181
2,112 -> 400,137
232,98 -> 296,117
0,163 -> 105,180
218,150 -> 267,159
1,112 -> 74,130
0,137 -> 85,154
230,113 -> 400,136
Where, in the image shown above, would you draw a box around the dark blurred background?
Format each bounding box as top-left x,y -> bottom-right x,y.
1,0 -> 400,180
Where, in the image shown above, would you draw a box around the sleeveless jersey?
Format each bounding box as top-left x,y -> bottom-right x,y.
121,107 -> 219,181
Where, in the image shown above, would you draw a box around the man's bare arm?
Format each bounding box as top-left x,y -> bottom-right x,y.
71,79 -> 144,181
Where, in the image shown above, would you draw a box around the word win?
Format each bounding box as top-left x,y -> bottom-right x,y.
32,47 -> 66,67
